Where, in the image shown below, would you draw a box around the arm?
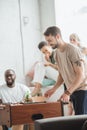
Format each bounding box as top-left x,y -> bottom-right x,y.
44,52 -> 58,70
44,73 -> 64,97
60,59 -> 84,102
44,61 -> 58,70
49,63 -> 58,70
68,59 -> 84,94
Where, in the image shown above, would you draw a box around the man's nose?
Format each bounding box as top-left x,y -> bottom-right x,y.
48,42 -> 50,46
7,76 -> 11,79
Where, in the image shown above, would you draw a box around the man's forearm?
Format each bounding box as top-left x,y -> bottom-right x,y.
53,74 -> 64,90
67,74 -> 83,94
49,63 -> 58,70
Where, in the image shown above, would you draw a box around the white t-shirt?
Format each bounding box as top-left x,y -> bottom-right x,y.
0,83 -> 31,103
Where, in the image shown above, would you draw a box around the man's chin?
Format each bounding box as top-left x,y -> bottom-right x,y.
52,45 -> 58,49
7,82 -> 13,86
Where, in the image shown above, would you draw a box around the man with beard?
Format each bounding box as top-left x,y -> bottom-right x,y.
44,26 -> 87,115
0,69 -> 31,130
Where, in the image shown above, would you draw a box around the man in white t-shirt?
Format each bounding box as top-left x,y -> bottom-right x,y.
0,69 -> 31,130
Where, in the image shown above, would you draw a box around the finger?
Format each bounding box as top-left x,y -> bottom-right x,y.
60,98 -> 63,102
44,93 -> 49,98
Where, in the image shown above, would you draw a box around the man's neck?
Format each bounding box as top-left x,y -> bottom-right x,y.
58,42 -> 67,52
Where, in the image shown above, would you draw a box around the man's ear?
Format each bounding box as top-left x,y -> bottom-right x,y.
14,75 -> 16,79
56,34 -> 60,39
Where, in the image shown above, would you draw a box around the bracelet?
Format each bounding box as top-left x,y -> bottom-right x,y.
65,90 -> 71,96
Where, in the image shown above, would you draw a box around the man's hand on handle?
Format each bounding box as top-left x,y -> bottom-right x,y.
44,87 -> 56,98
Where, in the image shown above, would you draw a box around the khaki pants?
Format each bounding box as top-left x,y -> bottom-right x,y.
24,124 -> 34,130
0,124 -> 35,130
12,125 -> 23,130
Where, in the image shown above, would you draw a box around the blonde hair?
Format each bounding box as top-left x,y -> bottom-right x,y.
69,33 -> 80,47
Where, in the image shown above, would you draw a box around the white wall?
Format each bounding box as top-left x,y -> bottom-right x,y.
0,0 -> 42,84
0,0 -> 56,84
55,0 -> 87,46
20,0 -> 42,75
39,0 -> 56,39
0,0 -> 23,84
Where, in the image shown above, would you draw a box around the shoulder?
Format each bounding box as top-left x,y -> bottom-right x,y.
0,84 -> 6,89
66,43 -> 82,55
66,43 -> 85,63
67,43 -> 80,51
16,83 -> 28,88
0,84 -> 7,95
16,83 -> 30,91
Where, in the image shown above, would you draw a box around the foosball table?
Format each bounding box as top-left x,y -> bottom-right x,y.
0,101 -> 64,129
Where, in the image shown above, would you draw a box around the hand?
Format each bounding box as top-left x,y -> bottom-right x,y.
44,87 -> 56,98
44,61 -> 51,67
45,54 -> 50,61
60,93 -> 70,103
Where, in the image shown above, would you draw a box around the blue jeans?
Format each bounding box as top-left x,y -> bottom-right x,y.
71,90 -> 87,115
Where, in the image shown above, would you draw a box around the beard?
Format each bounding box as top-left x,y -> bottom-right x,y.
6,80 -> 15,87
52,44 -> 58,49
52,42 -> 59,49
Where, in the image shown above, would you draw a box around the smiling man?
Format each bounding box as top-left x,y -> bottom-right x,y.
44,26 -> 87,115
0,69 -> 31,130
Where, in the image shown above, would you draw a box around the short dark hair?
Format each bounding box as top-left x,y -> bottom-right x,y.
38,41 -> 47,50
44,26 -> 61,37
5,69 -> 15,76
